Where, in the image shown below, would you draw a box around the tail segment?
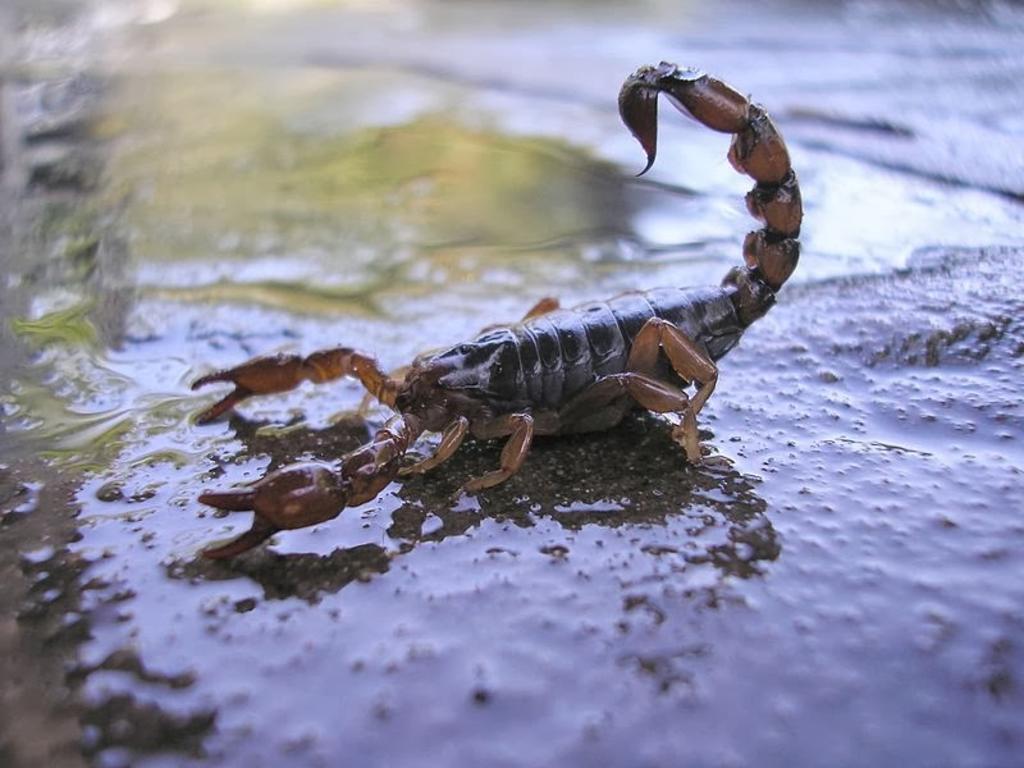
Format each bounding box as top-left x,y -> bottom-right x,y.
619,62 -> 802,326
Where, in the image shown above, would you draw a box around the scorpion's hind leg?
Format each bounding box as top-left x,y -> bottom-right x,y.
192,347 -> 397,424
478,298 -> 560,335
462,413 -> 535,493
559,317 -> 719,463
521,297 -> 559,320
558,371 -> 701,461
626,317 -> 718,462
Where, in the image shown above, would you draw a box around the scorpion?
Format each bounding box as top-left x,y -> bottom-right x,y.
191,63 -> 802,559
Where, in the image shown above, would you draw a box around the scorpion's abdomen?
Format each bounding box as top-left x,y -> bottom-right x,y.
465,285 -> 744,415
518,293 -> 648,409
576,301 -> 630,375
606,291 -> 657,345
514,315 -> 593,409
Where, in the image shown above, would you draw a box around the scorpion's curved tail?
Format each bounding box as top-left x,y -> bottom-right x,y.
198,415 -> 422,558
619,63 -> 802,327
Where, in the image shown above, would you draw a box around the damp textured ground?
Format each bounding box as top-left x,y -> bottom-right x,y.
1,1 -> 1023,767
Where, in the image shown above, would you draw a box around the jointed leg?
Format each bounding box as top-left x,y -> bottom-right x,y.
522,297 -> 559,320
478,297 -> 560,335
559,317 -> 718,461
626,317 -> 718,460
559,372 -> 701,461
463,413 -> 534,493
399,416 -> 470,476
193,347 -> 396,424
627,318 -> 717,410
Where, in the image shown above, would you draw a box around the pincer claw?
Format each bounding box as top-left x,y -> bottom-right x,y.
191,353 -> 309,424
199,462 -> 349,559
197,488 -> 257,511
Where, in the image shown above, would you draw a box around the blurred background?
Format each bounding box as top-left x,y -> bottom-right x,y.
1,1 -> 1022,766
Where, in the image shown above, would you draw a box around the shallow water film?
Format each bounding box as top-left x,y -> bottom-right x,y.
2,1 -> 1023,766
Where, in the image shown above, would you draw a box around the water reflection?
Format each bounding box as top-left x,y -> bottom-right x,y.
111,72 -> 641,274
171,542 -> 392,603
171,411 -> 778,602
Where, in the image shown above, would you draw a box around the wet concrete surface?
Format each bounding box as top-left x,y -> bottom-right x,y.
1,1 -> 1023,766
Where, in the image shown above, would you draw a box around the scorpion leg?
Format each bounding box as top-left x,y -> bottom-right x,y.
192,347 -> 397,424
479,297 -> 560,335
626,317 -> 718,461
463,413 -> 534,493
559,372 -> 701,460
399,416 -> 470,476
560,317 -> 718,461
522,297 -> 560,320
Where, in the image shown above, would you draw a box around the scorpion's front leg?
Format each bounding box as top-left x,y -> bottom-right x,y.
198,415 -> 422,558
463,413 -> 535,492
192,347 -> 397,424
399,416 -> 470,476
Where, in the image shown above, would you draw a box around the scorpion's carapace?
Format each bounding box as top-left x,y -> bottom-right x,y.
193,62 -> 802,558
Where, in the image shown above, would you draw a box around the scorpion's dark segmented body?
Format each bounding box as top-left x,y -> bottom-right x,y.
414,286 -> 743,422
191,62 -> 803,558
